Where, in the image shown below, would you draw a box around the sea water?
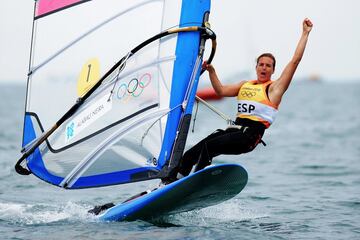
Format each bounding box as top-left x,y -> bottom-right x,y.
0,80 -> 359,240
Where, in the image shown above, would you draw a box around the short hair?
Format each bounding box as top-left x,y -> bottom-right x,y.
256,53 -> 276,71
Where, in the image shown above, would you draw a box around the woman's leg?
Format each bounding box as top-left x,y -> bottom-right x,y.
179,129 -> 225,176
179,128 -> 257,176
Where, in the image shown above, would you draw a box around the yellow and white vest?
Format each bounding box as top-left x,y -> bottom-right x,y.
237,80 -> 279,128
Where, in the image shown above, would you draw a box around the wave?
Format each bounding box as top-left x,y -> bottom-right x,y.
0,201 -> 96,225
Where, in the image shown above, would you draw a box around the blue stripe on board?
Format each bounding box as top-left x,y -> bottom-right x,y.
99,163 -> 244,221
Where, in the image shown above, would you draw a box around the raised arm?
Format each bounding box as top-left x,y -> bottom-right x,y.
270,18 -> 313,104
202,61 -> 244,97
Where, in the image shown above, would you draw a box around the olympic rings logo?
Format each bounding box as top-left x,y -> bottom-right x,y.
241,91 -> 256,98
116,73 -> 152,101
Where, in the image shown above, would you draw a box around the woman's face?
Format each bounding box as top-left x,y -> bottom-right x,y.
256,56 -> 274,82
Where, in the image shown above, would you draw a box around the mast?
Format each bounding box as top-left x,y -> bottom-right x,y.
160,11 -> 217,181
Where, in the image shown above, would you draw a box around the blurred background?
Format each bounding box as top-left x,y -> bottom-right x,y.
1,0 -> 360,84
0,1 -> 359,239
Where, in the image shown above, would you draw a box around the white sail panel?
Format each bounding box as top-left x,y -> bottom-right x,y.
28,0 -> 168,127
22,0 -> 211,188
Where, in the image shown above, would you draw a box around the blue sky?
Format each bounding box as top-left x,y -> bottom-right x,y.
0,0 -> 359,83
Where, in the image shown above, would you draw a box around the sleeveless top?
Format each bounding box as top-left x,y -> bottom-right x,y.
237,80 -> 279,128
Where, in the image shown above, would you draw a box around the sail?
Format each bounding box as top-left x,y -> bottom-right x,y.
35,0 -> 91,19
21,0 -> 212,189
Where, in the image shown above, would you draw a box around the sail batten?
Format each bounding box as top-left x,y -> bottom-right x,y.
19,0 -> 213,189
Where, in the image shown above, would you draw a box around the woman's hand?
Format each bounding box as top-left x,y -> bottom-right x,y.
303,18 -> 313,33
202,61 -> 215,73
